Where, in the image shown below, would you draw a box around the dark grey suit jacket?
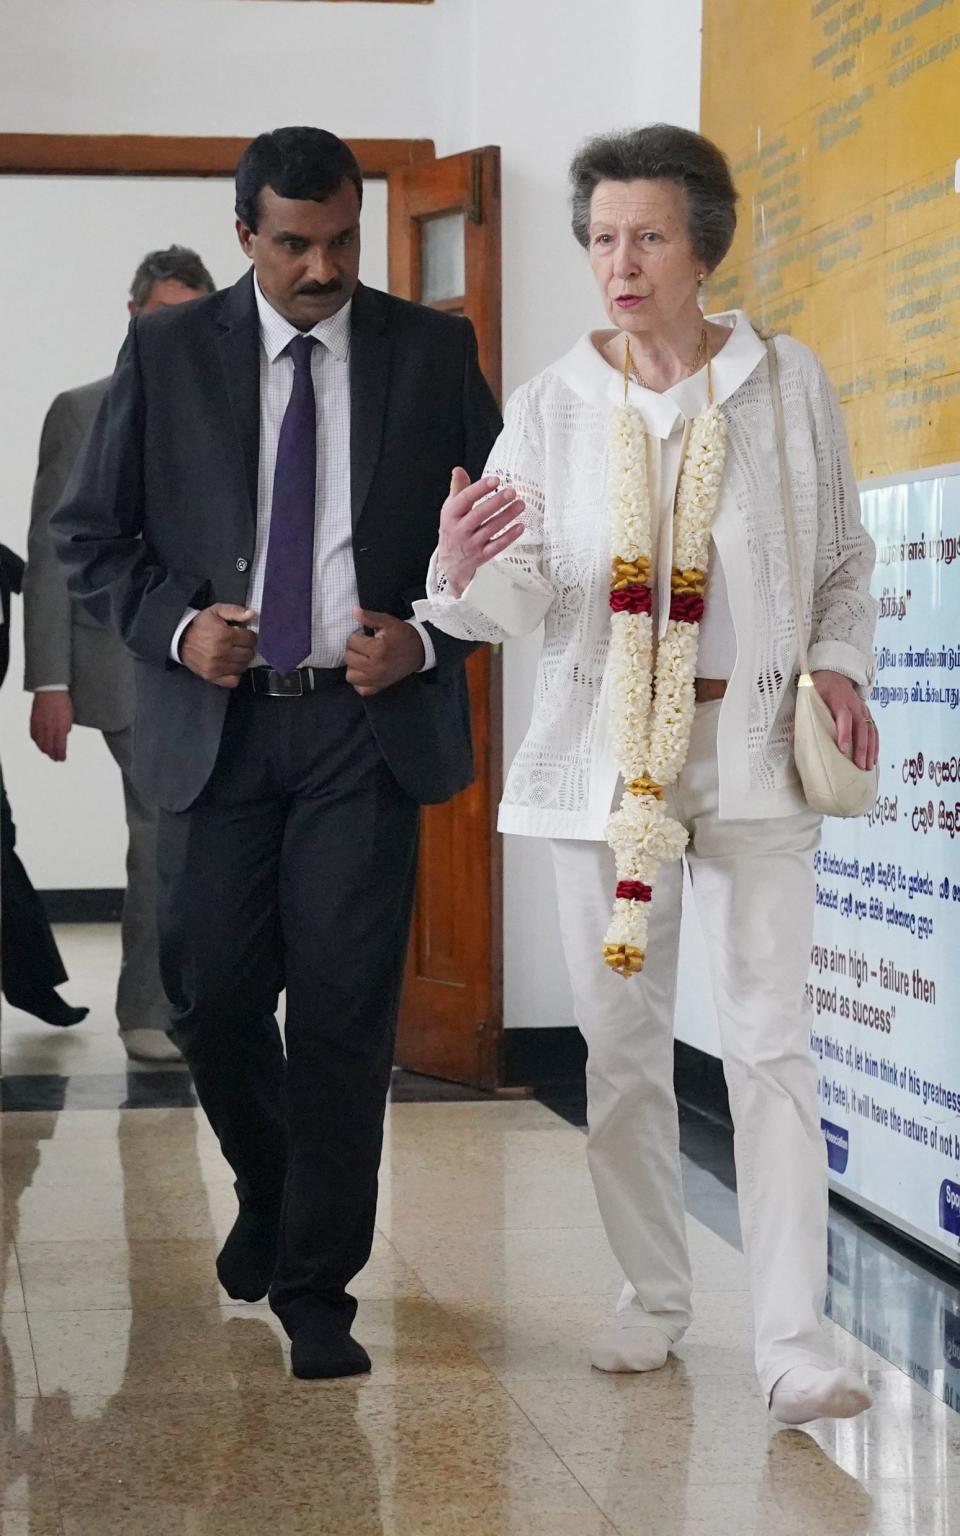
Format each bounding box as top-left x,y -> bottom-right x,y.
52,273 -> 502,812
23,378 -> 135,733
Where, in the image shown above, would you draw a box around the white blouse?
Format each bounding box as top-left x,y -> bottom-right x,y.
415,310 -> 877,840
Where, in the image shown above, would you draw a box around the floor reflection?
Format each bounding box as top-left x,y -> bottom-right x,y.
2,1106 -> 386,1533
2,924 -> 959,1532
6,1095 -> 960,1533
2,1110 -> 60,1530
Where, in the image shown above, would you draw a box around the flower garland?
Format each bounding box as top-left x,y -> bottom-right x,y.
602,345 -> 728,978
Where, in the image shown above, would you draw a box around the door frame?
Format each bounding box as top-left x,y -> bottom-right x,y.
0,133 -> 435,180
388,148 -> 504,1089
1,132 -> 505,1088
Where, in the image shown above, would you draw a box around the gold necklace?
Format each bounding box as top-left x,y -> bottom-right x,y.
624,327 -> 710,395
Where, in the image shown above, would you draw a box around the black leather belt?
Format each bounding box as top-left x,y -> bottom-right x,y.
241,666 -> 347,697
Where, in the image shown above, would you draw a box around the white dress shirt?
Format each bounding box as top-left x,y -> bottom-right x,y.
171,277 -> 434,670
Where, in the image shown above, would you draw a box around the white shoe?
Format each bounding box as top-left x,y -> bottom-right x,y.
591,1323 -> 672,1373
123,1028 -> 184,1064
770,1365 -> 872,1425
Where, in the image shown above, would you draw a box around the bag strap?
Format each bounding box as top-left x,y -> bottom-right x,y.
766,337 -> 811,678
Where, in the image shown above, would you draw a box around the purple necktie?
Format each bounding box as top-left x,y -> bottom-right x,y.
258,334 -> 318,674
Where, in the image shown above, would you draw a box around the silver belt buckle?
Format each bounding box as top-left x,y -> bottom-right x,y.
265,669 -> 305,697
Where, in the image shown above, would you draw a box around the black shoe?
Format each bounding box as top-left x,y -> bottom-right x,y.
290,1317 -> 371,1380
7,989 -> 88,1028
216,1208 -> 280,1302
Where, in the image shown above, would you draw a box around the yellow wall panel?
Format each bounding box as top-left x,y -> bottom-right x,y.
702,0 -> 960,478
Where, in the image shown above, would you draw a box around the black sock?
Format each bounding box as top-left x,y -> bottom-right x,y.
6,989 -> 88,1028
216,1208 -> 280,1303
290,1317 -> 371,1380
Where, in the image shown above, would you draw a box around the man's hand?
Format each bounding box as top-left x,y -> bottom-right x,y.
811,670 -> 879,771
179,604 -> 257,687
345,609 -> 425,698
438,467 -> 525,596
31,691 -> 74,762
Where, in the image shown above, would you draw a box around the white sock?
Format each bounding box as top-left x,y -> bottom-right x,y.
591,1323 -> 672,1373
770,1366 -> 872,1425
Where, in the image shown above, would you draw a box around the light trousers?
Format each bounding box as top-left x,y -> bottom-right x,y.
102,726 -> 170,1037
551,702 -> 831,1396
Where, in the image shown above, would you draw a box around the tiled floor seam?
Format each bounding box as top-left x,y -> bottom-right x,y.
373,1216 -> 620,1529
491,1368 -> 621,1533
374,1203 -> 626,1532
16,1278 -> 44,1399
25,1306 -> 69,1536
372,1217 -> 517,1380
17,1216 -> 69,1529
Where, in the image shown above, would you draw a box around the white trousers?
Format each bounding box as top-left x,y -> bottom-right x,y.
550,702 -> 831,1396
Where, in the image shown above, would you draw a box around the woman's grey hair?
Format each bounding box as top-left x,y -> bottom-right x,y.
129,245 -> 216,311
569,124 -> 738,273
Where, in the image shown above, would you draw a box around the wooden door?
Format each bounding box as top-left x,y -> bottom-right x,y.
387,148 -> 503,1088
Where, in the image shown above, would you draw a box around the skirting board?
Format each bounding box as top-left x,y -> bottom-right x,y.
504,1025 -> 733,1124
40,889 -> 125,923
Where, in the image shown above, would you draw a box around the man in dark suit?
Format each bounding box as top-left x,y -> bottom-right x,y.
24,245 -> 216,1064
54,126 -> 506,1379
1,543 -> 88,1028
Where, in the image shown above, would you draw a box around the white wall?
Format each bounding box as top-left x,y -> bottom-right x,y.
1,0 -> 706,1038
0,0 -> 442,139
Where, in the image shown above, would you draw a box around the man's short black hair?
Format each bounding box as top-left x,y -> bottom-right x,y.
235,126 -> 364,231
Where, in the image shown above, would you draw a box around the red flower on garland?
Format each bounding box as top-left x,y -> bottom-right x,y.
669,591 -> 706,624
610,585 -> 653,615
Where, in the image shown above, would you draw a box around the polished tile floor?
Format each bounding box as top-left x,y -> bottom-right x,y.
2,926 -> 960,1534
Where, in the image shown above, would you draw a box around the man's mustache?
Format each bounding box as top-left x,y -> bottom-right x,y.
295,280 -> 343,297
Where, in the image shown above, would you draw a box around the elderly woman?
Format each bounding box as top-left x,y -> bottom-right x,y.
415,124 -> 879,1424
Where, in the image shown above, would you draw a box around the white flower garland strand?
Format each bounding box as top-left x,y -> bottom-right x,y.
603,396 -> 728,977
608,406 -> 654,783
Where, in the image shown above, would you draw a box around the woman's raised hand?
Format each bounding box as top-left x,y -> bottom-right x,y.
438,468 -> 525,597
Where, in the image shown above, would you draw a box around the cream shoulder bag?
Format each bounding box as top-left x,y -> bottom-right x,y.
766,337 -> 878,818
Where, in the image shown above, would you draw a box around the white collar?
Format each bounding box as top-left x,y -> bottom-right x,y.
254,275 -> 352,363
551,310 -> 765,439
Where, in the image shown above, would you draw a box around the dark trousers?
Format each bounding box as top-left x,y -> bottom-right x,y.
1,772 -> 68,1007
156,680 -> 420,1335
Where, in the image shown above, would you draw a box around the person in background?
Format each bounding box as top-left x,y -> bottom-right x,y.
416,124 -> 879,1426
1,540 -> 88,1027
24,245 -> 216,1063
53,127 -> 501,1379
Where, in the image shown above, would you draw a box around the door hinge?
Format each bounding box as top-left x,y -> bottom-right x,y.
475,1016 -> 489,1080
468,153 -> 483,225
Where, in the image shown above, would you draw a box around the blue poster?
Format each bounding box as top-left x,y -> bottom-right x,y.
810,467 -> 960,1263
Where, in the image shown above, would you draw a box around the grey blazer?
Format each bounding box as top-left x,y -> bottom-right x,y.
23,378 -> 135,733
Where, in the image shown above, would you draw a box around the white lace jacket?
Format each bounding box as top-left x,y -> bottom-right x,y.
415,311 -> 877,839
